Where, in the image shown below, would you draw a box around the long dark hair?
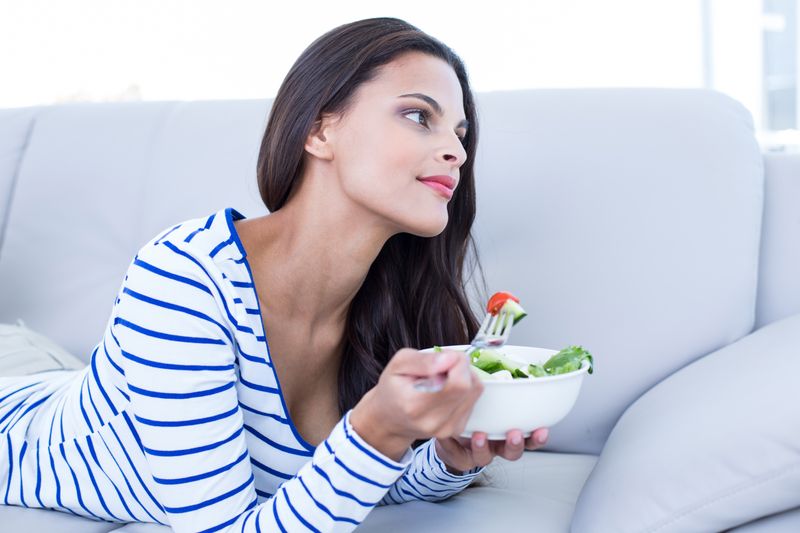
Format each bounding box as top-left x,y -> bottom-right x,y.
257,17 -> 486,414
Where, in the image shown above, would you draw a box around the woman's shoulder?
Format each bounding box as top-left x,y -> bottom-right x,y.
135,207 -> 247,269
114,208 -> 250,325
117,207 -> 250,305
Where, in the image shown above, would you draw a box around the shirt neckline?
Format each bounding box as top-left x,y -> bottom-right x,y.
224,207 -> 318,453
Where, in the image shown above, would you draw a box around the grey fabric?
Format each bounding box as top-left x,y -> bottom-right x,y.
0,102 -> 174,361
571,313 -> 800,533
0,451 -> 598,533
756,153 -> 800,329
0,102 -> 268,362
0,505 -> 122,533
132,99 -> 269,244
472,88 -> 764,454
0,321 -> 86,376
728,506 -> 800,532
0,107 -> 39,253
359,451 -> 597,532
112,523 -> 169,533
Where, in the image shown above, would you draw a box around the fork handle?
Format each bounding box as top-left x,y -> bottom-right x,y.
412,376 -> 444,393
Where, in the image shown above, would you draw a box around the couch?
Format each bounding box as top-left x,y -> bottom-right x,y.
0,88 -> 798,532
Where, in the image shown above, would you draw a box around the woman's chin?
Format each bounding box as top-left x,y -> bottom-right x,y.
381,200 -> 449,238
408,214 -> 449,238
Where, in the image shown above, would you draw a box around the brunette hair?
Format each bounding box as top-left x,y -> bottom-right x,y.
256,17 -> 486,414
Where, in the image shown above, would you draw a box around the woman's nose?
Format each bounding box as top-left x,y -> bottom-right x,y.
440,137 -> 467,167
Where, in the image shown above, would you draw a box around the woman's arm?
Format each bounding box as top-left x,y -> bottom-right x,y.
379,439 -> 483,505
114,240 -> 411,532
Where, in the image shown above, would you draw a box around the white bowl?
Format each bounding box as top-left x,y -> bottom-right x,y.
421,344 -> 591,440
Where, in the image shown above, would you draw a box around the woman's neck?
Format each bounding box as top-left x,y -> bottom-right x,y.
236,175 -> 397,333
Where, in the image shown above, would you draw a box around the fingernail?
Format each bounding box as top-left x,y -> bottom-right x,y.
536,429 -> 549,444
476,436 -> 486,447
511,434 -> 522,446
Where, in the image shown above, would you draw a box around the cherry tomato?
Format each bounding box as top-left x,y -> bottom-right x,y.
487,291 -> 520,315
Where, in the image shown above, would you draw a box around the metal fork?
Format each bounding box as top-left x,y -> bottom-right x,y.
413,308 -> 515,392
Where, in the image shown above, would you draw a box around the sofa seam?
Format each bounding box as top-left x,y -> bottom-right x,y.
749,149 -> 767,333
0,107 -> 43,259
645,461 -> 800,533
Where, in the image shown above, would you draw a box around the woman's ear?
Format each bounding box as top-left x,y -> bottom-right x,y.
304,114 -> 337,161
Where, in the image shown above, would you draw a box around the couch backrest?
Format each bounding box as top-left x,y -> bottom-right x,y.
0,100 -> 270,365
470,89 -> 763,453
0,89 -> 765,454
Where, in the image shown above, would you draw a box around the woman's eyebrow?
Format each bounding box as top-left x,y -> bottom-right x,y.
397,93 -> 469,130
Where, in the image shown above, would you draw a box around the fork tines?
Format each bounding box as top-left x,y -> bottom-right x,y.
485,310 -> 513,337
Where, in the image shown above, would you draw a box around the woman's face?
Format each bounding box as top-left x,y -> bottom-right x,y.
314,51 -> 469,238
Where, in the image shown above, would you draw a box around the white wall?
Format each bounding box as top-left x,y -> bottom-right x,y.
3,0 -> 793,148
0,0 -> 704,104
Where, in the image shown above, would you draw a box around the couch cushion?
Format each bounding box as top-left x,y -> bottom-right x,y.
0,321 -> 85,376
0,101 -> 269,360
570,313 -> 800,533
0,451 -> 598,532
756,153 -> 800,329
356,451 -> 596,533
472,89 -> 764,454
729,506 -> 800,532
0,107 -> 39,253
0,505 -> 121,533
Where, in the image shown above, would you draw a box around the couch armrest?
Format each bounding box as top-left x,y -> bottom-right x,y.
571,313 -> 800,533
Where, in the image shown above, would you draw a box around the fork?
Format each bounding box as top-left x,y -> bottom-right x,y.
413,308 -> 516,392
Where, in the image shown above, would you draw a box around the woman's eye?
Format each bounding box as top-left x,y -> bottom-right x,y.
405,109 -> 429,126
405,109 -> 466,143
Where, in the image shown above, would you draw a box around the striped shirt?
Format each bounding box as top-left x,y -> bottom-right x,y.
0,207 -> 483,532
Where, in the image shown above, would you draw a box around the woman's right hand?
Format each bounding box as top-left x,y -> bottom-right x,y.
350,348 -> 484,461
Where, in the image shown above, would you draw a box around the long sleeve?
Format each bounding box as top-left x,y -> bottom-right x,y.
113,240 -> 413,533
379,439 -> 484,505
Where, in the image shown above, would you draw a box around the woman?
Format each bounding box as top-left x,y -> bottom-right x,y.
0,17 -> 549,532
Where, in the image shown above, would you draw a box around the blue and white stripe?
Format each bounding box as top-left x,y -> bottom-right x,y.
0,207 -> 483,532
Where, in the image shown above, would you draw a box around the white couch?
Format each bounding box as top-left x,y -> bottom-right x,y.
0,89 -> 798,532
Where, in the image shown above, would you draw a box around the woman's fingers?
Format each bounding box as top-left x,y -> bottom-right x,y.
437,355 -> 483,436
442,352 -> 474,391
387,348 -> 486,441
491,428 -> 544,459
470,432 -> 493,467
493,429 -> 525,461
523,427 -> 550,451
391,348 -> 461,379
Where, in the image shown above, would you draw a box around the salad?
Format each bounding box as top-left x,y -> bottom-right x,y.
434,292 -> 595,381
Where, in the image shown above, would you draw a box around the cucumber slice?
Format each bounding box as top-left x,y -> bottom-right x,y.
472,348 -> 528,376
471,366 -> 492,379
488,369 -> 514,381
500,299 -> 528,325
511,367 -> 529,378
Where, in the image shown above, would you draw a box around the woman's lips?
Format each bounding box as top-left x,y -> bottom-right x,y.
418,179 -> 454,200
